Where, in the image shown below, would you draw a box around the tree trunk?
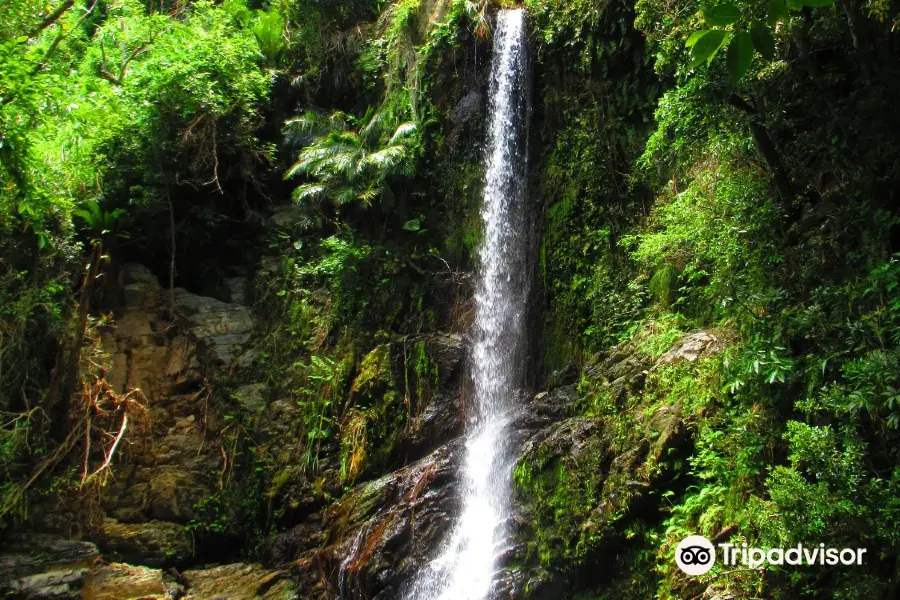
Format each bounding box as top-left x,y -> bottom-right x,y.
44,242 -> 103,440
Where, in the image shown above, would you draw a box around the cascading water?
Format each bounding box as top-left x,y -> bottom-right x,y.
404,9 -> 531,600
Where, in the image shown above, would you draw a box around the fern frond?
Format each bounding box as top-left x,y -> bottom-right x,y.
293,183 -> 328,204
285,111 -> 331,135
388,121 -> 417,145
333,186 -> 359,205
363,145 -> 407,174
356,185 -> 382,207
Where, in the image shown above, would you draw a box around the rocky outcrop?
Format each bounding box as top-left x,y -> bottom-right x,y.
182,564 -> 297,599
0,535 -> 100,599
499,330 -> 726,598
103,263 -> 255,399
23,264 -> 260,566
82,563 -> 167,600
396,333 -> 467,461
272,439 -> 464,600
651,329 -> 726,370
0,535 -> 296,600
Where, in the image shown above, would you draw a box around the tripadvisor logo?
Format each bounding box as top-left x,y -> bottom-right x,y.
675,535 -> 868,576
675,535 -> 716,575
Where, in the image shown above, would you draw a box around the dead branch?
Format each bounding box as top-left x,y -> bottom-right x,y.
83,412 -> 128,483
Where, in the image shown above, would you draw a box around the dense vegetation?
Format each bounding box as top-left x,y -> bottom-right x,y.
1,0 -> 899,597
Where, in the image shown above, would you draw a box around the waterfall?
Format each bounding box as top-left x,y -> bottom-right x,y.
404,9 -> 531,600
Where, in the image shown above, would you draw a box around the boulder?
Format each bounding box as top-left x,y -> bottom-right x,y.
0,535 -> 100,600
182,564 -> 297,600
172,288 -> 255,366
652,329 -> 725,370
81,563 -> 166,600
94,519 -> 192,568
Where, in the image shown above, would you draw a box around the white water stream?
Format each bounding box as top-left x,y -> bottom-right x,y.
404,9 -> 531,600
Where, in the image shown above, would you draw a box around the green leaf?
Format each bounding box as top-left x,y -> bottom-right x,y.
767,0 -> 788,24
704,3 -> 741,25
686,30 -> 710,47
803,0 -> 834,6
750,21 -> 776,59
727,32 -> 754,81
690,30 -> 729,67
786,0 -> 804,11
403,218 -> 422,232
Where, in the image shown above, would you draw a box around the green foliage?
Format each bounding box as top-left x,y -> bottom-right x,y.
187,492 -> 230,534
285,110 -> 418,207
685,0 -> 836,81
296,354 -> 345,474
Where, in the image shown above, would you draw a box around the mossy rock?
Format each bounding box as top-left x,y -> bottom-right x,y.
350,345 -> 394,403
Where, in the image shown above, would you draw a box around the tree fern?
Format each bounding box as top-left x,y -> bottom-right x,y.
284,108 -> 419,209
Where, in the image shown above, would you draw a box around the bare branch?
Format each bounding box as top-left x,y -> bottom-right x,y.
28,0 -> 75,39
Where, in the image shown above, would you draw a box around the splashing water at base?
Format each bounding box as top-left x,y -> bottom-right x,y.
403,9 -> 531,600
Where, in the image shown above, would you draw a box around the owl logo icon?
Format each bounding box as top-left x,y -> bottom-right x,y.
675,535 -> 716,576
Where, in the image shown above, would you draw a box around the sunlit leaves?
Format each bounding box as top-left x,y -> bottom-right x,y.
686,0 -> 835,81
689,29 -> 728,67
284,111 -> 419,209
703,2 -> 741,25
686,29 -> 710,48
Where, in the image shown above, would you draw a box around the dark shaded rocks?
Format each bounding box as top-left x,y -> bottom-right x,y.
450,90 -> 484,125
0,535 -> 100,598
274,439 -> 464,600
94,519 -> 192,568
543,362 -> 578,390
1,534 -> 295,600
398,333 -> 467,461
217,276 -> 251,306
499,330 -> 726,598
583,346 -> 652,407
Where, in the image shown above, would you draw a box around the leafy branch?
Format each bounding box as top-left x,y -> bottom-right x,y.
687,0 -> 835,80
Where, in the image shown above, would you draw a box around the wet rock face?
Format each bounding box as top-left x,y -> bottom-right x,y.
273,439 -> 464,600
396,333 -> 467,461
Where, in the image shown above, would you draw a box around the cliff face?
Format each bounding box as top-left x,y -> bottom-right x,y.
1,253 -> 725,600
3,0 -> 900,598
